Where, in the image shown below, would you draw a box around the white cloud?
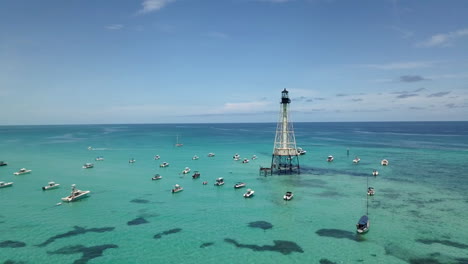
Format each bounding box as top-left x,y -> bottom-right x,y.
258,0 -> 292,2
417,28 -> 468,47
361,61 -> 434,70
222,101 -> 271,113
105,24 -> 124,30
138,0 -> 175,14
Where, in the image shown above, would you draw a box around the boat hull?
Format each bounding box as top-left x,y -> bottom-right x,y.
61,191 -> 90,202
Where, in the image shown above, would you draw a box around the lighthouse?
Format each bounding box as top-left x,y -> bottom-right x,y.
271,89 -> 300,174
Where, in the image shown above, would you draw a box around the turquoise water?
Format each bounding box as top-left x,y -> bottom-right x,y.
1,122 -> 467,264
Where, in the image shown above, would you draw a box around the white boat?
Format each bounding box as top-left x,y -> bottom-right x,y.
214,177 -> 224,186
234,182 -> 246,189
242,158 -> 249,164
154,155 -> 161,160
243,189 -> 255,198
182,167 -> 191,174
297,147 -> 307,155
381,159 -> 389,166
367,187 -> 375,196
353,157 -> 360,163
14,168 -> 32,175
61,184 -> 90,202
233,154 -> 240,160
283,191 -> 294,200
95,156 -> 104,161
152,174 -> 162,180
0,181 -> 13,188
192,155 -> 199,160
129,158 -> 136,163
172,184 -> 183,193
160,162 -> 169,168
82,163 -> 94,169
372,170 -> 379,176
252,155 -> 257,160
42,181 -> 60,190
356,215 -> 369,234
208,153 -> 215,157
327,155 -> 334,162
0,161 -> 8,166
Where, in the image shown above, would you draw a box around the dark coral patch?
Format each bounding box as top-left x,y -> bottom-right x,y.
409,258 -> 441,264
200,242 -> 214,248
130,199 -> 150,204
127,217 -> 149,226
0,240 -> 26,248
320,258 -> 337,264
36,226 -> 115,247
248,221 -> 273,230
4,260 -> 27,264
416,239 -> 468,249
316,229 -> 361,242
224,238 -> 304,255
47,244 -> 118,264
154,228 -> 182,239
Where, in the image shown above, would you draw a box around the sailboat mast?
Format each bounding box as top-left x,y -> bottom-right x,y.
366,175 -> 369,215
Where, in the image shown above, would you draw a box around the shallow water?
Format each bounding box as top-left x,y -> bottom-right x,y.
1,122 -> 467,264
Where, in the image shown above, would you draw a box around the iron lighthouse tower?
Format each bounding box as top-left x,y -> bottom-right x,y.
271,89 -> 300,174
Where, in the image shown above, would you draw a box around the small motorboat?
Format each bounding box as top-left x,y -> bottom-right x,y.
202,181 -> 208,185
372,170 -> 379,176
129,158 -> 136,163
214,177 -> 224,186
353,157 -> 360,163
154,155 -> 160,160
192,155 -> 199,160
242,158 -> 249,164
251,155 -> 257,160
14,168 -> 32,175
0,161 -> 7,166
233,154 -> 240,160
381,159 -> 389,166
243,189 -> 254,198
172,184 -> 183,193
82,163 -> 94,169
356,215 -> 370,234
297,147 -> 307,155
61,184 -> 90,202
208,153 -> 215,157
0,181 -> 13,188
192,171 -> 201,179
160,162 -> 169,168
152,174 -> 162,180
327,155 -> 334,162
87,146 -> 93,150
234,182 -> 246,189
42,181 -> 60,190
367,187 -> 375,196
95,156 -> 104,161
182,167 -> 191,174
283,191 -> 294,201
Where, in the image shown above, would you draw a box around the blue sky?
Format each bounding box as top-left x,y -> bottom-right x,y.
1,0 -> 467,125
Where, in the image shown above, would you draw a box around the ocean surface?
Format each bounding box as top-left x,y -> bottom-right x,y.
1,122 -> 468,264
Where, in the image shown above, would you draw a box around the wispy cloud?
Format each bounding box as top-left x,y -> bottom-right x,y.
399,75 -> 427,83
222,101 -> 271,113
137,0 -> 175,14
417,28 -> 468,47
205,31 -> 229,39
106,24 -> 124,30
396,93 -> 419,99
389,26 -> 414,39
427,91 -> 450,98
362,61 -> 433,70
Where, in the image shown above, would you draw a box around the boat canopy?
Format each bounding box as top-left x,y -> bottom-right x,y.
358,215 -> 368,225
